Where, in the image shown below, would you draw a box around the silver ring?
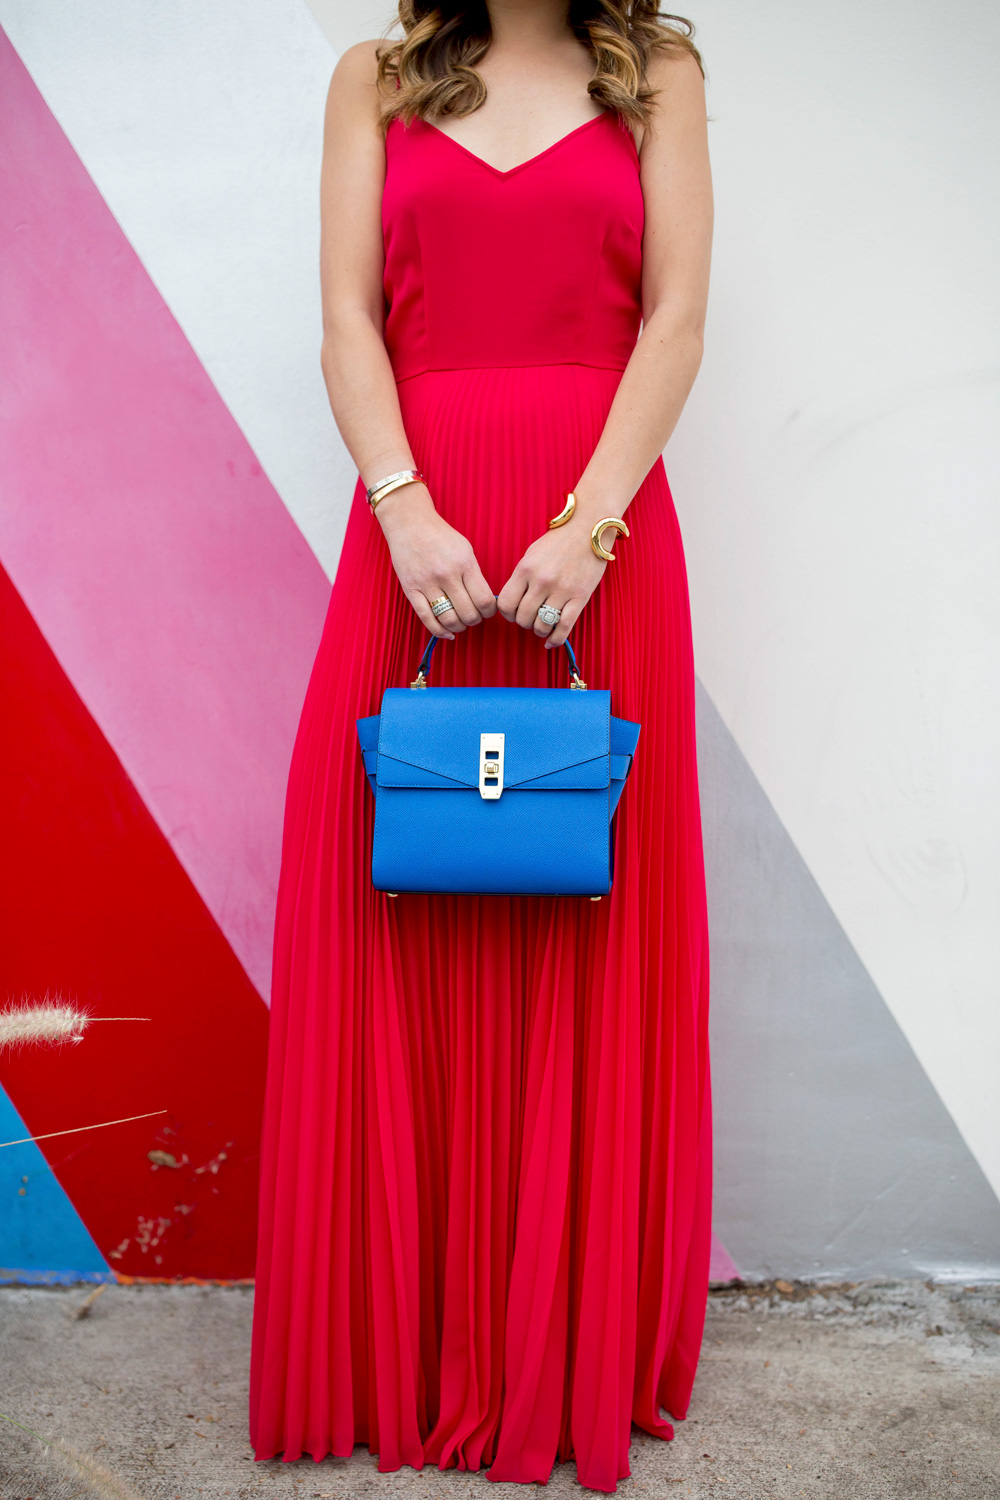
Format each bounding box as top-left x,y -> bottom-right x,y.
537,603 -> 562,626
430,596 -> 454,617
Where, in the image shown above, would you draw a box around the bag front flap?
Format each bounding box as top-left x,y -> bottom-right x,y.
376,686 -> 612,790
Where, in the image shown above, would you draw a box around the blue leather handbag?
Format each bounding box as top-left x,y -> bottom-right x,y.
356,636 -> 640,898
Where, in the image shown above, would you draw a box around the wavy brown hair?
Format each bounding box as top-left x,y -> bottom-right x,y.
375,1 -> 703,132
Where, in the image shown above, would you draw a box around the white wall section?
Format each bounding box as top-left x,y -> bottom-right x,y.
666,1 -> 1000,1198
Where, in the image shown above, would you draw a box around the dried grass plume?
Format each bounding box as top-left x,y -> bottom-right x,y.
0,1410 -> 146,1500
0,994 -> 89,1050
0,992 -> 150,1051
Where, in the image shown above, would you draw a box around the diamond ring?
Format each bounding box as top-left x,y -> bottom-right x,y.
429,596 -> 454,617
537,603 -> 562,627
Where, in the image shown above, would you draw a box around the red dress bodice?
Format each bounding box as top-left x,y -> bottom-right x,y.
381,110 -> 644,381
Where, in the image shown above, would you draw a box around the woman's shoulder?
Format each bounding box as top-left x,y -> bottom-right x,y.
333,38 -> 384,81
633,40 -> 706,155
641,37 -> 704,101
327,38 -> 390,106
325,39 -> 389,135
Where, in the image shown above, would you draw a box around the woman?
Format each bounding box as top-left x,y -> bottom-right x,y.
249,1 -> 713,1491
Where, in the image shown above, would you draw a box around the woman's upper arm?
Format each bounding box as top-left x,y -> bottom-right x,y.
636,48 -> 714,333
320,40 -> 388,334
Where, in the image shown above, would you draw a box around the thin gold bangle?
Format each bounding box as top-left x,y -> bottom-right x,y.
590,516 -> 630,561
366,467 -> 423,502
369,472 -> 425,512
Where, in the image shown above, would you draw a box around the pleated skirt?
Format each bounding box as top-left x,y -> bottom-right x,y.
249,364 -> 712,1494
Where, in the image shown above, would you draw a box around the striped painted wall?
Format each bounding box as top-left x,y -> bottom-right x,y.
1,0 -> 997,1284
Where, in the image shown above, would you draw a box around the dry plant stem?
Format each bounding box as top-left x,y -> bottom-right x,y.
0,1107 -> 167,1149
0,1410 -> 146,1500
71,1283 -> 109,1320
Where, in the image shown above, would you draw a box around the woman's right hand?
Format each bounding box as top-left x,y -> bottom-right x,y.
375,484 -> 497,639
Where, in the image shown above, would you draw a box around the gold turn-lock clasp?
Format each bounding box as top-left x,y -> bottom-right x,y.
479,733 -> 505,800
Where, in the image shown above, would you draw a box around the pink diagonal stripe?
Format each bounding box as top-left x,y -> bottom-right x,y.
708,1231 -> 741,1283
0,32 -> 332,1001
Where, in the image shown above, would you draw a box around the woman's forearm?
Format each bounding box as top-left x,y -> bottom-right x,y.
320,307 -> 427,499
572,302 -> 705,524
320,301 -> 495,635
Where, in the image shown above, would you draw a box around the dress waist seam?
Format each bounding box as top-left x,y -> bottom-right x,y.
393,360 -> 629,385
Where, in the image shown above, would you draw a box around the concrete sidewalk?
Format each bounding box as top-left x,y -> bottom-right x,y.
0,1279 -> 997,1499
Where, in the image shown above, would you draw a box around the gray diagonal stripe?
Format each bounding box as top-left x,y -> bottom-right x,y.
696,680 -> 1000,1281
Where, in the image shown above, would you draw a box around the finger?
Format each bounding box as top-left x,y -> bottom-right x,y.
423,586 -> 467,633
440,577 -> 483,629
544,596 -> 585,649
408,588 -> 456,640
425,588 -> 473,630
532,595 -> 571,639
496,569 -> 529,622
514,579 -> 549,630
425,576 -> 476,630
463,562 -> 498,618
425,589 -> 468,632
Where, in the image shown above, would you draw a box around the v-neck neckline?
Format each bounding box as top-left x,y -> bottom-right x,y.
419,110 -> 612,180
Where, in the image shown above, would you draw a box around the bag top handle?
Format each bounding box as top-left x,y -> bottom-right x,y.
410,634 -> 587,690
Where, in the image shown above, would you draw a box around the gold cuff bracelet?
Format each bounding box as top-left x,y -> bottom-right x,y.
547,492 -> 577,529
590,516 -> 630,561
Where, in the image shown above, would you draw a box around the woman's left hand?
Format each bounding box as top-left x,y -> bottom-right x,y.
496,523 -> 611,649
